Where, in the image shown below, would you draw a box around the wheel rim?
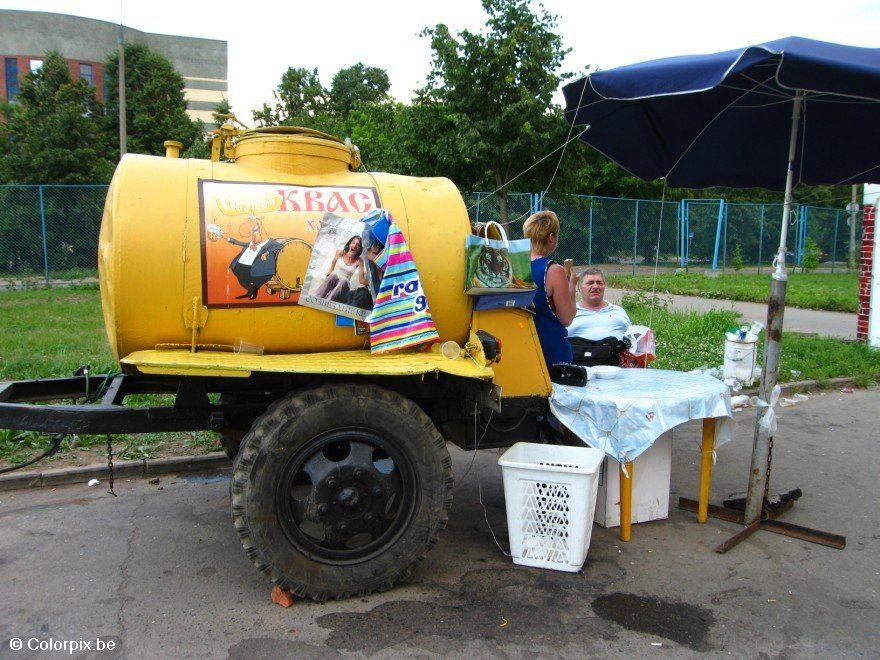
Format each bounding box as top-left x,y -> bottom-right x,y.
275,428 -> 418,565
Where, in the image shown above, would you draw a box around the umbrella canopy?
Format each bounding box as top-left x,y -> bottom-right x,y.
563,37 -> 880,189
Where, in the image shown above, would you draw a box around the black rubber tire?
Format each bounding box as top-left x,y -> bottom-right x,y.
230,383 -> 453,602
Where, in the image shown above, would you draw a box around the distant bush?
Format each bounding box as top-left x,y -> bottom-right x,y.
802,238 -> 821,272
731,244 -> 744,271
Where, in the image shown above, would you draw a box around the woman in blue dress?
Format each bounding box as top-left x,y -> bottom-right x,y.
523,210 -> 577,371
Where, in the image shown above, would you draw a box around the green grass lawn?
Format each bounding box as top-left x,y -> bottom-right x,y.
607,272 -> 858,313
0,284 -> 217,466
0,283 -> 115,380
624,293 -> 880,383
0,286 -> 877,466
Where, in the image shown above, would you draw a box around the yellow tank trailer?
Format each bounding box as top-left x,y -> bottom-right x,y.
9,127 -> 556,601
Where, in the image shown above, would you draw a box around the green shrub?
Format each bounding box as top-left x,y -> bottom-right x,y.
731,244 -> 744,271
802,237 -> 821,272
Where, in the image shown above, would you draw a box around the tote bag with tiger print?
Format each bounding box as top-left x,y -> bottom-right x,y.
465,221 -> 536,295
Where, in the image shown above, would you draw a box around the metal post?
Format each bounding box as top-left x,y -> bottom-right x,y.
685,200 -> 691,267
682,200 -> 690,267
797,206 -> 806,267
832,210 -> 840,274
722,200 -> 728,273
118,16 -> 127,156
38,185 -> 49,286
757,204 -> 765,273
802,207 -> 808,266
849,185 -> 858,271
588,198 -> 593,266
744,91 -> 803,525
711,200 -> 724,270
677,200 -> 682,267
475,192 -> 482,224
632,200 -> 639,275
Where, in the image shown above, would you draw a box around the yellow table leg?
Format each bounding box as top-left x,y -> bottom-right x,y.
619,460 -> 634,542
698,417 -> 716,523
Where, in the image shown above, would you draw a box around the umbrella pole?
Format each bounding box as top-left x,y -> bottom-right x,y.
743,92 -> 803,525
690,91 -> 844,550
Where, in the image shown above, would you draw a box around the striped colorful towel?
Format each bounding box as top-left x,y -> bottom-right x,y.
366,221 -> 439,354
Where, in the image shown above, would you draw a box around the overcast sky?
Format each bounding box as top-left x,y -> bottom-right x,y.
4,0 -> 880,124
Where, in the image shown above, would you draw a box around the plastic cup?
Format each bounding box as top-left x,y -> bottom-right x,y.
440,341 -> 462,360
234,339 -> 264,355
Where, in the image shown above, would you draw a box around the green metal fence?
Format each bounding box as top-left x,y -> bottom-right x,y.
0,185 -> 862,285
463,191 -> 861,274
0,184 -> 107,283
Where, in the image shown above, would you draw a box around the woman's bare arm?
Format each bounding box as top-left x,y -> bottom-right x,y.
545,263 -> 577,326
327,248 -> 343,275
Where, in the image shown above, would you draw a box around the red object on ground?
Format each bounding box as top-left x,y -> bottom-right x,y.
857,205 -> 874,342
270,585 -> 295,608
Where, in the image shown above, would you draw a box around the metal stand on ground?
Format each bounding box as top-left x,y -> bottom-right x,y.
679,91 -> 845,554
677,497 -> 846,553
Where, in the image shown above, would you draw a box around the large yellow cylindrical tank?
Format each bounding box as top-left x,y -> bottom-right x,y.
99,128 -> 472,361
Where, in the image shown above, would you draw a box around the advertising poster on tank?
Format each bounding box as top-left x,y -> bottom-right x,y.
298,210 -> 391,321
198,180 -> 380,308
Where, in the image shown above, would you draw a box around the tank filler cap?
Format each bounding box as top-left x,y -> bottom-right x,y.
236,126 -> 362,170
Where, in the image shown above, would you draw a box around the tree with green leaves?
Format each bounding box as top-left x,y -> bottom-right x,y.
102,42 -> 202,156
0,51 -> 113,183
419,0 -> 570,223
253,67 -> 329,126
330,63 -> 391,118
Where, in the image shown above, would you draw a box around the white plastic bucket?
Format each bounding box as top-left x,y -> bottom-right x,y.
723,337 -> 758,386
498,442 -> 605,572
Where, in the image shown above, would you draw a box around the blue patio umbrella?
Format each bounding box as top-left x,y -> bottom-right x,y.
563,37 -> 880,189
563,37 -> 880,529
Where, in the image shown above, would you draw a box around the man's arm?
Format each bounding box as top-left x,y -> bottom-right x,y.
227,237 -> 248,247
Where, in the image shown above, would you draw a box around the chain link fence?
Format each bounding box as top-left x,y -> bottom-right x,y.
0,185 -> 862,286
466,191 -> 862,275
0,185 -> 107,284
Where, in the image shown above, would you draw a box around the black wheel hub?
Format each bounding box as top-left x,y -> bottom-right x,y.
275,428 -> 417,565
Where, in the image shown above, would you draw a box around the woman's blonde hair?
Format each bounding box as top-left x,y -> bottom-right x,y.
523,210 -> 560,253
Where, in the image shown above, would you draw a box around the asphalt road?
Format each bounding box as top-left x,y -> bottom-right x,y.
1,389 -> 878,658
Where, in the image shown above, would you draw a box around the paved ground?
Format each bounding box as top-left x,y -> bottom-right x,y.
1,388 -> 877,658
607,288 -> 858,339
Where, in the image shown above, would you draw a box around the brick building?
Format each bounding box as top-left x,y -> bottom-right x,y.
0,9 -> 227,128
858,185 -> 879,347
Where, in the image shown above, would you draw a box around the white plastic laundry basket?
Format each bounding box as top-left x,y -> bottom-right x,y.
498,442 -> 605,572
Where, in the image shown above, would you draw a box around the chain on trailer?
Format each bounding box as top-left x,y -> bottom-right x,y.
106,435 -> 117,497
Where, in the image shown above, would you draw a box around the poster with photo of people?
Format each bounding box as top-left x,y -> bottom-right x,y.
299,211 -> 390,321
